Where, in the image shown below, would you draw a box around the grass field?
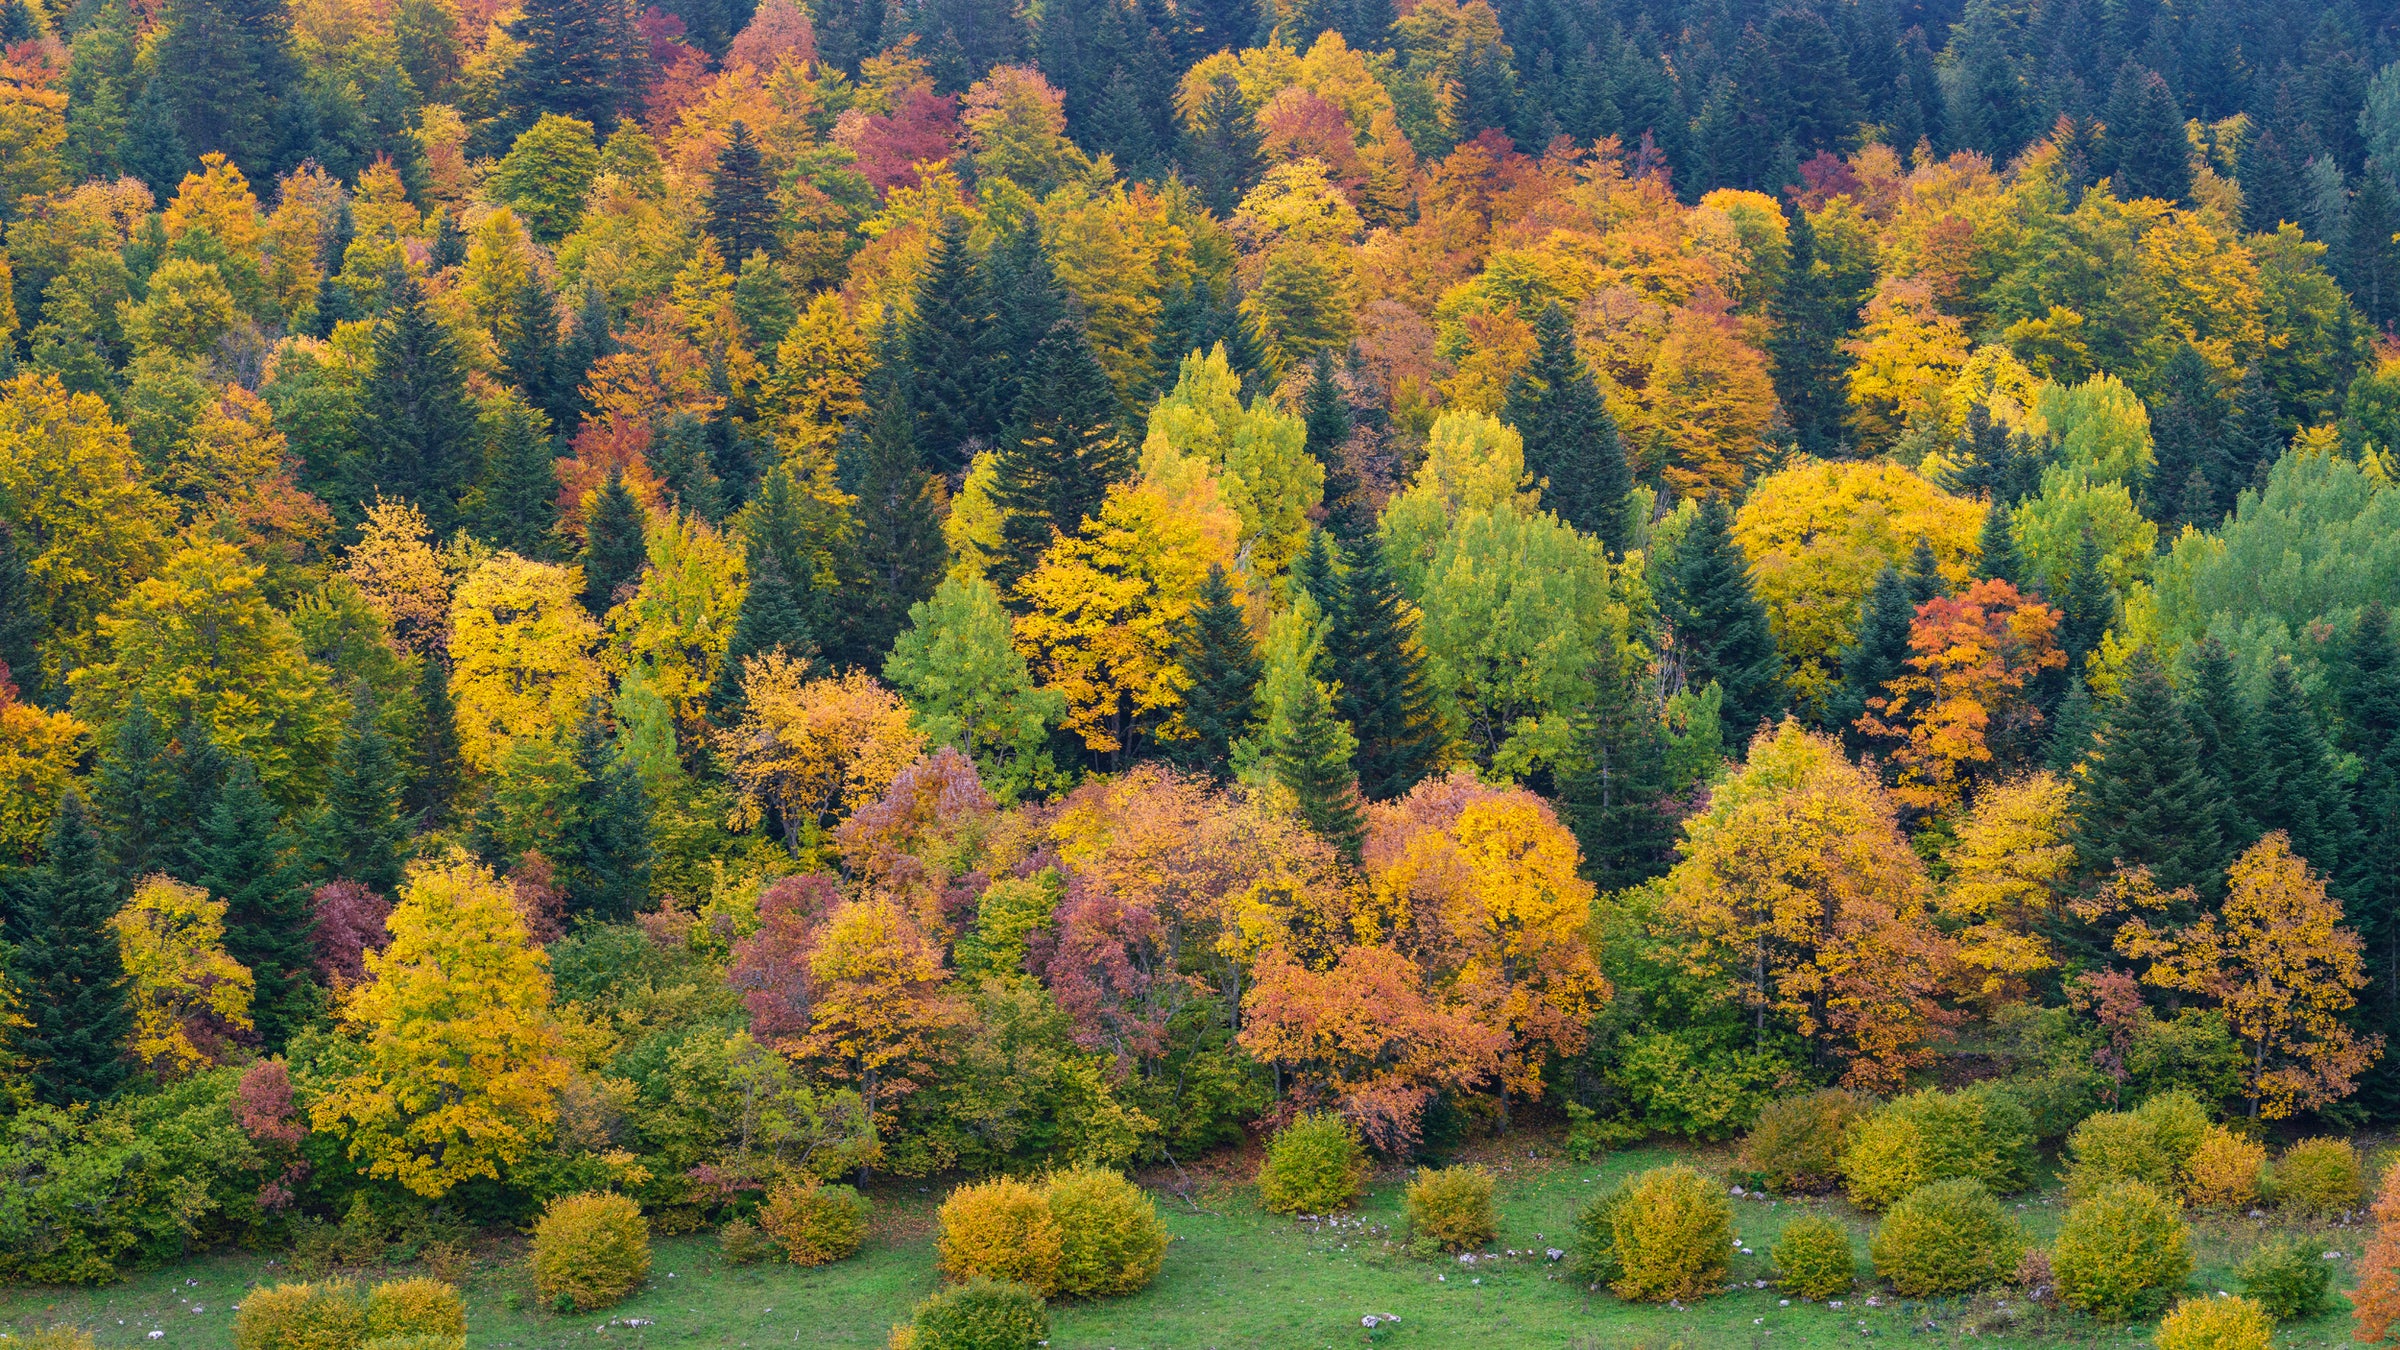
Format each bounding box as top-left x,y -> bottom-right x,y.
0,1139 -> 2370,1350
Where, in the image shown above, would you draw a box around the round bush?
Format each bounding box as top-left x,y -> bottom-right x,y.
2154,1295 -> 2274,1350
1736,1090 -> 1867,1194
2184,1126 -> 2267,1211
1567,1180 -> 1629,1287
2063,1110 -> 2172,1200
25,1330 -> 100,1350
1771,1213 -> 1854,1300
1404,1165 -> 1499,1255
1046,1168 -> 1168,1297
1257,1113 -> 1367,1215
234,1280 -> 367,1350
895,1277 -> 1049,1350
936,1177 -> 1064,1296
2236,1233 -> 2332,1322
1869,1179 -> 2024,1297
363,1278 -> 464,1341
759,1178 -> 870,1267
2051,1181 -> 2192,1320
2276,1137 -> 2363,1215
2133,1091 -> 2211,1175
1841,1085 -> 2033,1210
1608,1164 -> 1733,1303
717,1218 -> 778,1265
530,1192 -> 651,1312
361,1338 -> 465,1350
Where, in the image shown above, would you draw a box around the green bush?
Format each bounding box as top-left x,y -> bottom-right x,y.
1567,1181 -> 1629,1288
1736,1090 -> 1866,1194
2153,1294 -> 2274,1350
1608,1165 -> 1733,1303
2051,1182 -> 2192,1320
1046,1168 -> 1168,1297
362,1278 -> 463,1342
1868,1179 -> 2024,1297
233,1280 -> 367,1350
935,1177 -> 1063,1296
360,1338 -> 465,1350
2133,1091 -> 2211,1175
1841,1085 -> 2034,1210
758,1178 -> 869,1266
24,1330 -> 101,1350
1404,1166 -> 1498,1255
717,1218 -> 777,1265
529,1193 -> 651,1312
896,1277 -> 1049,1350
2236,1233 -> 2332,1322
1770,1213 -> 1854,1300
2276,1137 -> 2363,1215
2062,1110 -> 2173,1200
1257,1113 -> 1367,1215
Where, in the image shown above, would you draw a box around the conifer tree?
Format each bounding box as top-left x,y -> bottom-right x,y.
989,319 -> 1132,593
710,546 -> 812,720
579,469 -> 648,616
1833,563 -> 1916,749
2069,652 -> 2222,899
475,398 -> 562,556
408,654 -> 462,830
1557,636 -> 1673,890
2181,635 -> 2260,852
1660,497 -> 1783,745
2225,363 -> 2285,496
2147,344 -> 2228,527
905,213 -> 1001,474
429,209 -> 468,271
557,702 -> 651,923
2341,603 -> 2400,1078
361,273 -> 479,535
987,220 -> 1067,420
2251,657 -> 2356,882
9,793 -> 132,1106
122,76 -> 190,199
2348,171 -> 2400,330
649,415 -> 727,523
553,286 -> 615,434
0,515 -> 41,703
2101,64 -> 2192,203
150,0 -> 296,174
1767,188 -> 1848,459
1186,72 -> 1263,215
305,695 -> 408,895
836,393 -> 946,669
1300,353 -> 1371,538
1173,563 -> 1260,776
94,698 -> 175,882
1975,501 -> 2023,587
1326,535 -> 1444,799
198,757 -> 312,1049
500,269 -> 561,416
1267,669 -> 1364,864
2054,529 -> 2117,674
164,717 -> 227,881
2045,677 -> 2100,774
705,121 -> 777,265
2241,126 -> 2304,235
500,0 -> 636,129
1503,302 -> 1631,554
1290,526 -> 1340,616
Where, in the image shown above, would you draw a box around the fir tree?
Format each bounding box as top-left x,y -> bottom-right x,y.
1300,353 -> 1371,540
1974,500 -> 2023,587
1267,669 -> 1364,864
94,698 -> 175,882
164,717 -> 227,881
1833,563 -> 1916,750
1660,497 -> 1783,746
407,654 -> 461,830
1326,534 -> 1444,799
2340,603 -> 2400,1087
987,219 -> 1067,420
2147,343 -> 2228,527
500,0 -> 636,129
197,757 -> 312,1049
2044,677 -> 2101,774
1903,537 -> 1945,603
499,269 -> 561,416
649,413 -> 727,524
552,286 -> 615,435
1556,636 -> 1673,890
149,0 -> 296,175
579,470 -> 648,616
1290,526 -> 1340,616
2181,635 -> 2260,852
1502,302 -> 1632,554
556,702 -> 652,923
2054,529 -> 2117,674
2251,657 -> 2356,882
988,319 -> 1133,593
1185,72 -> 1262,215
9,793 -> 132,1106
1767,206 -> 1850,458
122,75 -> 192,205
304,695 -> 408,895
835,392 -> 947,669
2346,169 -> 2400,330
2068,652 -> 2223,899
704,120 -> 777,265
473,397 -> 563,557
2101,64 -> 2192,203
710,547 -> 812,719
2224,363 -> 2285,496
0,518 -> 43,704
2240,125 -> 2305,234
1173,563 -> 1261,777
904,213 -> 1001,474
360,273 -> 479,535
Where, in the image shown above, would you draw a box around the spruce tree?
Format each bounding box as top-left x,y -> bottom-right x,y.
2180,636 -> 2260,853
1300,353 -> 1372,540
2068,652 -> 2222,900
836,393 -> 946,669
1326,535 -> 1444,799
2044,678 -> 2100,774
0,519 -> 41,702
904,213 -> 1001,474
710,547 -> 812,719
164,717 -> 227,881
360,273 -> 479,535
149,0 -> 296,175
197,758 -> 313,1049
988,319 -> 1133,593
1173,563 -> 1261,776
1833,563 -> 1916,749
429,209 -> 468,271
1556,637 -> 1673,890
122,75 -> 191,200
650,414 -> 728,523
473,397 -> 562,557
556,703 -> 652,923
499,269 -> 561,416
579,470 -> 648,616
2101,64 -> 2192,203
2340,603 -> 2400,1080
2054,529 -> 2118,674
2224,363 -> 2285,496
1290,526 -> 1340,616
2240,125 -> 2305,235
1660,497 -> 1783,747
94,699 -> 176,882
407,654 -> 462,830
704,120 -> 777,265
1267,670 -> 1364,864
9,793 -> 132,1106
1766,206 -> 1850,458
2251,657 -> 2356,882
304,695 -> 408,895
2146,344 -> 2228,527
1502,301 -> 1632,554
1185,72 -> 1263,215
553,286 -> 615,435
2347,170 -> 2400,331
987,219 -> 1067,420
499,0 -> 636,129
1975,500 -> 2023,587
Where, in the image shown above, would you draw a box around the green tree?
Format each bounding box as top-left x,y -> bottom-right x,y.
1557,636 -> 1673,890
579,469 -> 648,617
705,120 -> 777,264
362,275 -> 479,535
304,694 -> 408,894
488,114 -> 602,242
8,792 -> 133,1105
0,519 -> 41,699
197,756 -> 312,1049
709,548 -> 812,720
149,0 -> 296,175
2148,344 -> 2227,528
1768,199 -> 1852,458
1503,302 -> 1631,554
407,651 -> 461,830
1184,72 -> 1262,216
2250,657 -> 2355,883
2053,529 -> 2119,676
1262,641 -> 1363,864
92,696 -> 175,881
904,213 -> 1000,475
1172,562 -> 1260,778
1660,497 -> 1783,746
882,576 -> 1064,801
2180,636 -> 2260,852
1301,354 -> 1371,542
556,702 -> 651,924
2069,652 -> 2222,900
473,394 -> 562,558
1327,534 -> 1444,799
500,0 -> 634,130
834,394 -> 946,671
2340,603 -> 2400,1104
2101,64 -> 2192,204
989,319 -> 1132,594
1832,563 -> 1916,751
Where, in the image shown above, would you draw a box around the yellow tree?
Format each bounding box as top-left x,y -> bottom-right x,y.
344,497 -> 453,655
1855,579 -> 2064,813
787,897 -> 962,1130
1140,343 -> 1321,583
312,854 -> 570,1197
717,659 -> 926,855
1844,277 -> 1970,450
0,672 -> 82,862
1640,299 -> 1778,498
448,553 -> 603,771
111,876 -> 255,1078
763,292 -> 869,462
1938,772 -> 2074,1000
2116,833 -> 2381,1119
606,509 -> 745,744
1040,179 -> 1193,404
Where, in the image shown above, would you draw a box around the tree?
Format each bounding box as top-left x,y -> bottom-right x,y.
1172,563 -> 1260,778
110,875 -> 253,1078
1833,564 -> 1915,752
92,696 -> 176,881
1503,302 -> 1632,554
0,520 -> 38,702
710,547 -> 812,720
2118,834 -> 2378,1120
1660,497 -> 1782,746
2070,653 -> 2223,901
1768,206 -> 1853,458
579,470 -> 648,616
835,394 -> 947,670
2100,65 -> 2192,204
2052,529 -> 2119,676
1185,72 -> 1262,216
551,702 -> 652,924
763,895 -> 961,1136
716,658 -> 925,854
1556,635 -> 1673,891
2250,658 -> 2356,884
500,0 -> 635,130
1142,344 -> 1322,584
1939,772 -> 2075,1000
311,854 -> 571,1197
989,320 -> 1133,594
0,667 -> 81,866
1975,499 -> 2023,587
7,793 -> 132,1105
149,0 -> 296,175
1856,579 -> 2064,813
472,395 -> 562,558
704,121 -> 776,265
198,756 -> 312,1049
2181,636 -> 2260,852
1326,534 -> 1445,800
360,275 -> 479,535
2147,344 -> 2227,528
2356,1159 -> 2400,1344
303,694 -> 408,895
1262,637 -> 1364,863
904,213 -> 1001,474
448,554 -> 604,772
2343,604 -> 2400,1098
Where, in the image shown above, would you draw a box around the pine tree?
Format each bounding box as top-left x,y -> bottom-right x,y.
2251,656 -> 2356,882
556,702 -> 652,923
836,392 -> 947,669
1503,302 -> 1632,554
500,0 -> 636,129
2069,652 -> 2223,899
2054,529 -> 2117,674
1173,563 -> 1261,776
361,273 -> 479,536
1767,206 -> 1850,459
407,654 -> 461,830
1975,499 -> 2024,587
2346,169 -> 2400,330
149,0 -> 297,175
305,695 -> 408,895
705,120 -> 777,265
710,546 -> 812,720
1290,526 -> 1340,615
9,793 -> 132,1106
474,398 -> 563,556
94,698 -> 176,882
1326,534 -> 1444,799
987,219 -> 1067,420
904,213 -> 1001,474
1832,563 -> 1916,749
499,269 -> 561,416
0,518 -> 43,703
552,286 -> 615,435
1185,72 -> 1263,215
2225,363 -> 2285,496
1300,353 -> 1372,540
1661,497 -> 1783,746
989,319 -> 1133,593
650,414 -> 728,523
164,717 -> 227,881
1903,538 -> 1945,603
2147,343 -> 2228,527
1556,636 -> 1673,890
122,76 -> 191,200
2181,635 -> 2260,854
429,209 -> 468,271
1267,669 -> 1364,864
579,469 -> 648,616
2044,677 -> 2100,774
2101,63 -> 2192,203
2340,603 -> 2400,1092
197,757 -> 312,1049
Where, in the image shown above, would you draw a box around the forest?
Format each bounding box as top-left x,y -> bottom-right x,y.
5,0 -> 2400,1342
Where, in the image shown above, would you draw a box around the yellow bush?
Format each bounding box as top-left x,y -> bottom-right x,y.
2062,1110 -> 2172,1200
1257,1113 -> 1367,1215
360,1338 -> 465,1350
1609,1165 -> 1733,1303
896,1277 -> 1048,1350
1841,1086 -> 2032,1211
1869,1179 -> 2024,1297
935,1177 -> 1064,1296
530,1193 -> 651,1311
2183,1126 -> 2266,1210
25,1329 -> 101,1350
2132,1091 -> 2211,1176
2153,1294 -> 2273,1350
233,1280 -> 367,1350
1737,1089 -> 1867,1194
1404,1166 -> 1498,1254
1046,1168 -> 1167,1297
758,1178 -> 870,1266
2051,1182 -> 2192,1320
2276,1137 -> 2362,1215
363,1278 -> 464,1341
1771,1213 -> 1854,1300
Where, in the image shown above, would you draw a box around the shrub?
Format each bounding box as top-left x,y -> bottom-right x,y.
2236,1233 -> 2332,1322
893,1277 -> 1049,1350
717,1218 -> 777,1265
361,1338 -> 466,1350
1257,1113 -> 1368,1215
363,1278 -> 464,1341
1841,1085 -> 2034,1210
2277,1137 -> 2363,1215
1771,1213 -> 1854,1300
1868,1179 -> 2024,1297
1046,1168 -> 1168,1297
2153,1295 -> 2274,1350
234,1280 -> 367,1350
758,1178 -> 870,1267
2132,1091 -> 2211,1175
936,1177 -> 1064,1296
530,1193 -> 651,1312
2062,1110 -> 2172,1200
1608,1165 -> 1733,1303
1567,1180 -> 1629,1287
27,1329 -> 102,1350
1404,1166 -> 1498,1255
1736,1090 -> 1866,1194
2051,1182 -> 2192,1320
2184,1126 -> 2267,1210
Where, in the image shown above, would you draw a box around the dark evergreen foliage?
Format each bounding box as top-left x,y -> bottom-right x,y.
2068,652 -> 2223,900
1325,535 -> 1443,800
1265,667 -> 1363,865
94,698 -> 176,882
304,694 -> 408,895
1974,499 -> 2023,588
1173,563 -> 1261,778
835,391 -> 947,669
1502,302 -> 1631,554
709,545 -> 813,720
579,469 -> 649,616
8,793 -> 132,1106
1557,636 -> 1673,891
1660,498 -> 1783,748
360,274 -> 479,534
1184,72 -> 1262,216
904,214 -> 1002,474
556,703 -> 652,924
704,121 -> 777,265
197,758 -> 312,1049
0,518 -> 43,704
988,319 -> 1132,594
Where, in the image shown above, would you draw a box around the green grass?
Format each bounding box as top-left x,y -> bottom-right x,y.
0,1141 -> 2371,1350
